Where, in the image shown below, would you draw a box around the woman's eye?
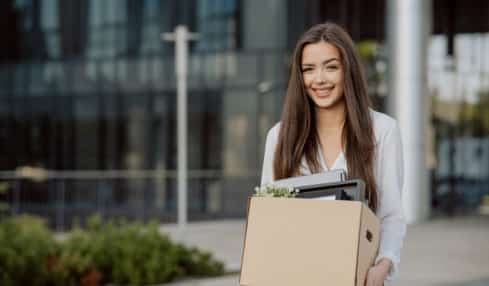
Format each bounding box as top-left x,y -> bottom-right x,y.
302,68 -> 313,73
326,65 -> 338,70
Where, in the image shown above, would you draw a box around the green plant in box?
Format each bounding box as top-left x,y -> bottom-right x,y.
253,185 -> 298,198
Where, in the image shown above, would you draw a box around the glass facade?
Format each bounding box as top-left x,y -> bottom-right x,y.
429,33 -> 489,214
1,0 -> 487,226
0,0 -> 284,227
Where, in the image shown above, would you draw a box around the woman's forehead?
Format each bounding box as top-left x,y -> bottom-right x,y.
301,41 -> 341,64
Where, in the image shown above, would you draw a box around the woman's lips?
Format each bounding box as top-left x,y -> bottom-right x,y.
313,87 -> 334,97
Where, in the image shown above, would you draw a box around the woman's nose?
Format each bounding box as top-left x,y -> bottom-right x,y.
313,69 -> 327,83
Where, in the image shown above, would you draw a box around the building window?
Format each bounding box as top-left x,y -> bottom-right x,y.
87,0 -> 128,59
196,0 -> 240,52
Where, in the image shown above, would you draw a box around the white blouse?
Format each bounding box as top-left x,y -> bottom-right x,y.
260,109 -> 406,282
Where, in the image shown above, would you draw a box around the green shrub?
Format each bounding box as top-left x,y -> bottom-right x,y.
0,214 -> 225,285
0,215 -> 57,286
57,215 -> 225,285
173,244 -> 225,277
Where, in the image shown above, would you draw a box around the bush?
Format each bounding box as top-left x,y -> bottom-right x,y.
59,216 -> 185,285
0,215 -> 225,286
0,215 -> 57,286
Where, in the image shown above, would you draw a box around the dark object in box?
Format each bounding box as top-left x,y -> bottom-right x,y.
295,179 -> 366,204
273,169 -> 347,188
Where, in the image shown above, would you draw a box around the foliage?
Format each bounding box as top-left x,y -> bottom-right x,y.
253,185 -> 297,198
356,41 -> 378,60
431,89 -> 489,137
0,214 -> 225,286
0,215 -> 57,286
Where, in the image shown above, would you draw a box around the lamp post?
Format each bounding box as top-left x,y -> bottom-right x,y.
161,26 -> 199,233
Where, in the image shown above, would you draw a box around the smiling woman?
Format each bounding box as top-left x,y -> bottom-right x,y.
301,41 -> 347,170
260,22 -> 407,286
301,41 -> 345,110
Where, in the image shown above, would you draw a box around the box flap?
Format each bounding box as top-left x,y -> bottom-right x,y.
240,197 -> 363,286
355,204 -> 380,286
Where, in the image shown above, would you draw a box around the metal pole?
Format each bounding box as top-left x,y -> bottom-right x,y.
176,26 -> 188,232
57,180 -> 65,232
387,0 -> 431,223
162,26 -> 199,233
12,180 -> 20,215
96,180 -> 103,219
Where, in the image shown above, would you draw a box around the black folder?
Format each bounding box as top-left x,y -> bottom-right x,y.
294,179 -> 366,204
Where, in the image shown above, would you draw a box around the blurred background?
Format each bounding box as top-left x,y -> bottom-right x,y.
0,0 -> 489,225
0,1 -> 488,285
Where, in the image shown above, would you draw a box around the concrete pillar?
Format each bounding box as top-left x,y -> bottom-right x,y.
386,0 -> 431,223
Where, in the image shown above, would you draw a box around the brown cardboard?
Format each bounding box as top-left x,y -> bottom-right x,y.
355,203 -> 381,285
240,197 -> 380,286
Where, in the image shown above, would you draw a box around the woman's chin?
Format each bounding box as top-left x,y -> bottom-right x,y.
312,97 -> 343,110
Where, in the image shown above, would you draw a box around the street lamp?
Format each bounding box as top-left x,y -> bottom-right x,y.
161,26 -> 199,233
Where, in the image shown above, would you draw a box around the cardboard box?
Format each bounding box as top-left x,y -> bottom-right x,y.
240,197 -> 380,286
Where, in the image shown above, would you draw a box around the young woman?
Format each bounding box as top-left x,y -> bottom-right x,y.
260,22 -> 406,286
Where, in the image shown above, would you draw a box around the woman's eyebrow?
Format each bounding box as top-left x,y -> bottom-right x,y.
302,57 -> 340,67
323,58 -> 340,65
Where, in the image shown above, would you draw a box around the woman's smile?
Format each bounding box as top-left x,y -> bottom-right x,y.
312,86 -> 334,97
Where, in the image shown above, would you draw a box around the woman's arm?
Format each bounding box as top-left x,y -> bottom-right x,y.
374,121 -> 407,282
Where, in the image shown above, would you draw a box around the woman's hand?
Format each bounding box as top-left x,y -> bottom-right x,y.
365,258 -> 391,286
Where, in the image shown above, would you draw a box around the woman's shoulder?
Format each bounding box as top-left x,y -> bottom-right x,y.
369,109 -> 399,140
266,122 -> 281,142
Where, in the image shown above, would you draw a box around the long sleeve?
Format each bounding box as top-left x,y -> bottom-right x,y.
374,120 -> 407,282
260,124 -> 280,186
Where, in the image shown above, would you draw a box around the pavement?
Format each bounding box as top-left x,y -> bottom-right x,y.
159,215 -> 489,286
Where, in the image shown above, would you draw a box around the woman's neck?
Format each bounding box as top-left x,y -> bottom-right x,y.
315,100 -> 346,132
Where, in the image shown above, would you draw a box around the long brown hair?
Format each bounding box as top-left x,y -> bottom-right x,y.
273,22 -> 378,211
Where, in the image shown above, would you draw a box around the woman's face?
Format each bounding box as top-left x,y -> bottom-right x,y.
301,41 -> 345,110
